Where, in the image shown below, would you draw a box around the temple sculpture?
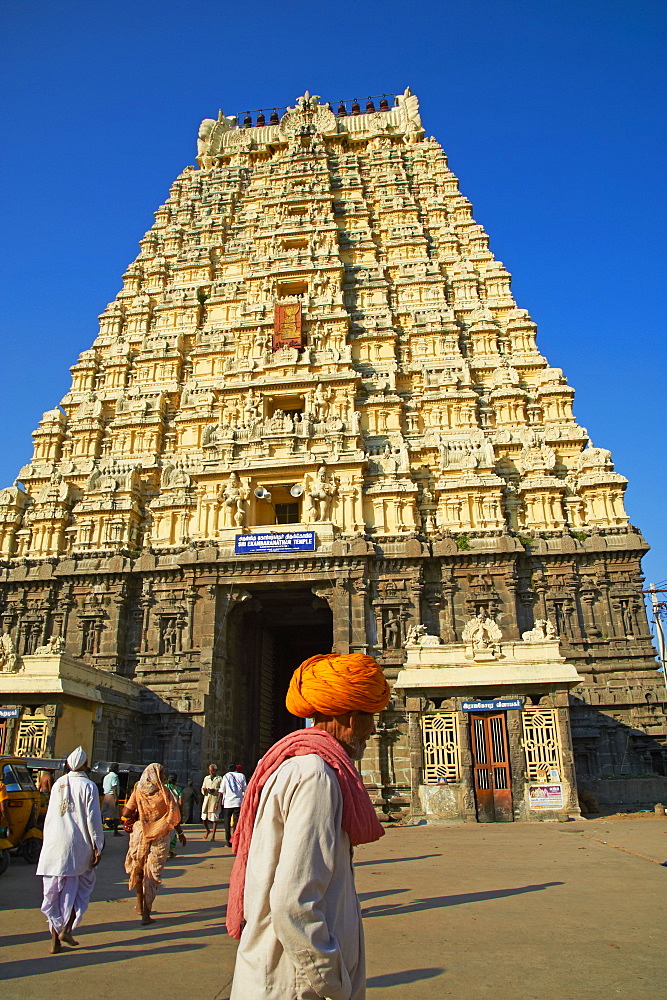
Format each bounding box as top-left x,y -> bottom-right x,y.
0,88 -> 663,822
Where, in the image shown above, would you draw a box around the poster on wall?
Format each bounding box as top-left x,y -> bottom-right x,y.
527,784 -> 564,811
273,302 -> 302,350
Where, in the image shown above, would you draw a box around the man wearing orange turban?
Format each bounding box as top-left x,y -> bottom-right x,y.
228,652 -> 390,1000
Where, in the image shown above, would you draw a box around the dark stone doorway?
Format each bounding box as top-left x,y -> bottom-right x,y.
230,587 -> 333,771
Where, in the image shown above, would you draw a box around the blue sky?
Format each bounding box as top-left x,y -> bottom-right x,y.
1,0 -> 665,585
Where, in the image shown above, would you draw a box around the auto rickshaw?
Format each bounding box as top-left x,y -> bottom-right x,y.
0,756 -> 44,875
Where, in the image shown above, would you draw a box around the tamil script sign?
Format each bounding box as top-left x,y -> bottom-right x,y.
235,531 -> 316,554
461,698 -> 523,712
0,707 -> 20,719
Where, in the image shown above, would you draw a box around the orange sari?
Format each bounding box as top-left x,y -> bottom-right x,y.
124,764 -> 181,907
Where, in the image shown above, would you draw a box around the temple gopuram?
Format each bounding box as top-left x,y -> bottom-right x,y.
0,90 -> 664,821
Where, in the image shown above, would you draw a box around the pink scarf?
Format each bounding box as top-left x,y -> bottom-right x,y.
225,728 -> 385,939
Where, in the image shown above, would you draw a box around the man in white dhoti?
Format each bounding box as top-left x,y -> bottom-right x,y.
227,652 -> 391,1000
36,746 -> 104,953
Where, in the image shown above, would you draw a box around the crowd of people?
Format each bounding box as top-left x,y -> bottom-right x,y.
36,756 -> 248,946
34,651 -> 390,1000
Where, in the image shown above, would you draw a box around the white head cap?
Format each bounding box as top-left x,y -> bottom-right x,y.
67,746 -> 88,771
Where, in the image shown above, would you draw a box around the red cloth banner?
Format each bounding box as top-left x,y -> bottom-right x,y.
273,302 -> 302,351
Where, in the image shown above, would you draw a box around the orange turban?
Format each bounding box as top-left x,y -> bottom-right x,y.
286,653 -> 390,718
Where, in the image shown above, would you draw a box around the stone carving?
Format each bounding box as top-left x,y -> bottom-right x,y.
243,389 -> 262,424
307,466 -> 337,522
0,633 -> 19,671
219,472 -> 248,528
462,611 -> 503,655
384,613 -> 401,649
518,439 -> 557,474
521,620 -> 558,642
405,623 -> 443,647
395,87 -> 424,141
161,464 -> 191,490
405,623 -> 427,646
313,383 -> 332,421
34,635 -> 66,655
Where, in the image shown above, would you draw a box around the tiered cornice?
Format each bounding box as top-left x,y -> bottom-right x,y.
4,88 -> 630,559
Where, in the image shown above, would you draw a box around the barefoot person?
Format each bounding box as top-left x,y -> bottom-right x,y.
36,746 -> 104,954
200,763 -> 222,840
122,763 -> 186,925
227,652 -> 390,1000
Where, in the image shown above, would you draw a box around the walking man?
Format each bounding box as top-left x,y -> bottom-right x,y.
101,762 -> 121,836
227,652 -> 390,1000
217,763 -> 247,847
201,763 -> 222,840
179,779 -> 196,824
36,746 -> 104,954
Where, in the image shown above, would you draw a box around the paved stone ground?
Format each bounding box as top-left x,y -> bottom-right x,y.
0,816 -> 666,1000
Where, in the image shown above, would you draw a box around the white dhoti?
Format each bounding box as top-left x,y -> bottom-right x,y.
41,871 -> 97,933
36,770 -> 104,939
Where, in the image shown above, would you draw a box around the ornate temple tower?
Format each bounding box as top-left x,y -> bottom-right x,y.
0,90 -> 663,820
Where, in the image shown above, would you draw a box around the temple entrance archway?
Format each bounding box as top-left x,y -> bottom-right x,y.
228,586 -> 333,771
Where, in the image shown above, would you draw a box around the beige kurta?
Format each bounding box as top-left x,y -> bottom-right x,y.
230,754 -> 365,1000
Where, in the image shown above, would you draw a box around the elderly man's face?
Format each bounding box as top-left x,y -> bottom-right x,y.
341,711 -> 377,761
312,710 -> 378,760
209,765 -> 217,777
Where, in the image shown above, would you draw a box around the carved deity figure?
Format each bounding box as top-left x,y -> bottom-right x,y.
383,614 -> 401,649
307,466 -> 336,522
243,389 -> 261,424
313,383 -> 332,422
0,633 -> 19,671
162,620 -> 178,655
220,472 -> 247,528
462,610 -> 503,651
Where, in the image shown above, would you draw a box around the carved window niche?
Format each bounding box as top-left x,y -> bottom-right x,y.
550,599 -> 573,640
80,617 -> 103,657
421,713 -> 460,783
277,281 -> 308,298
380,607 -> 408,651
612,598 -> 637,638
22,621 -> 43,656
267,394 -> 305,420
159,615 -> 183,656
281,238 -> 308,252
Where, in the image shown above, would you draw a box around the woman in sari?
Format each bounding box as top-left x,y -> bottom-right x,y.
122,763 -> 186,925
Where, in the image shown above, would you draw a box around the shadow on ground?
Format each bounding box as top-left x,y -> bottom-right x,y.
0,902 -> 227,966
355,854 -> 440,866
367,967 -> 445,987
362,882 -> 563,917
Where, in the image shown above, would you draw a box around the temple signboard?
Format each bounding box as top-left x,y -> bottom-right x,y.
235,531 -> 315,554
273,302 -> 302,350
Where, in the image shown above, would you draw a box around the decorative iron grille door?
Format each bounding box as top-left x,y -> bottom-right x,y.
470,713 -> 513,822
15,718 -> 49,758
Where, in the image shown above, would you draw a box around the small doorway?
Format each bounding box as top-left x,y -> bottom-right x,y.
470,712 -> 513,822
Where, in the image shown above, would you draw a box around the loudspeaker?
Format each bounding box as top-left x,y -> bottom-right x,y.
254,487 -> 271,500
290,483 -> 304,498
